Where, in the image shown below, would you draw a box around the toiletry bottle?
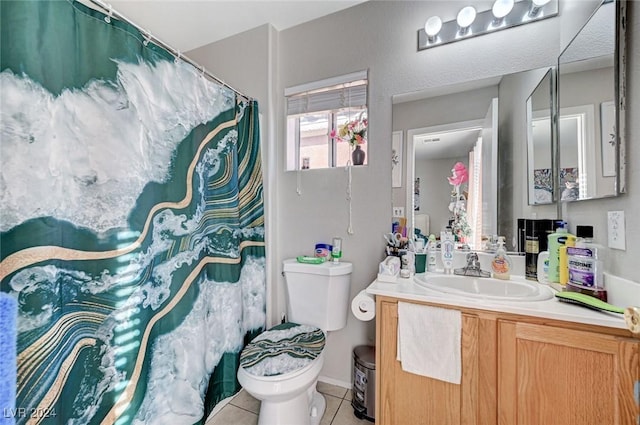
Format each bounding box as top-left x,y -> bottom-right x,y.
331,237 -> 342,263
547,222 -> 573,283
536,251 -> 549,284
558,234 -> 576,286
567,240 -> 606,301
491,236 -> 512,280
440,227 -> 454,274
525,219 -> 554,281
575,225 -> 608,272
427,234 -> 438,272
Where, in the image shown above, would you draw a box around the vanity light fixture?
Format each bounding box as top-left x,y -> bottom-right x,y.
492,0 -> 515,23
529,0 -> 551,17
456,6 -> 477,36
418,0 -> 558,51
424,16 -> 443,41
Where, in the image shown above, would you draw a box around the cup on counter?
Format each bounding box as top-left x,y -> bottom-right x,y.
414,253 -> 427,273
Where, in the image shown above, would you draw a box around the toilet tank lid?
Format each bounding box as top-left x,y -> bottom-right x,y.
283,259 -> 352,276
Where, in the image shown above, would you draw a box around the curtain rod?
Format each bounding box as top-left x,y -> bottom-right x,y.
81,0 -> 253,102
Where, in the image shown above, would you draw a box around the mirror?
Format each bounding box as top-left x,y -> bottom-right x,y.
557,0 -> 625,200
393,80 -> 498,250
527,68 -> 556,205
392,68 -> 557,252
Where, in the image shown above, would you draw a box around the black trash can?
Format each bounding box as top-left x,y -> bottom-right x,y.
352,345 -> 375,422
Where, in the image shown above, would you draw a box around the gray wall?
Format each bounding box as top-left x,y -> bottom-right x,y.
189,0 -> 639,385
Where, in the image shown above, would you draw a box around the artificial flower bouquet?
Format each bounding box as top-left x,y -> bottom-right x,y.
331,112 -> 367,146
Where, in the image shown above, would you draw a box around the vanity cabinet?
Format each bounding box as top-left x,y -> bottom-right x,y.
376,297 -> 498,425
497,320 -> 639,425
375,296 -> 640,425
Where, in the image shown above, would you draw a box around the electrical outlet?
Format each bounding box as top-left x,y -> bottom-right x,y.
392,206 -> 405,217
607,210 -> 626,250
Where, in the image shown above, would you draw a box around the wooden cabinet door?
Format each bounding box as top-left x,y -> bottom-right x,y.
376,299 -> 496,425
498,320 -> 640,425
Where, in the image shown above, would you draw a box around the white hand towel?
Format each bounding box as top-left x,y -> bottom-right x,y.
397,302 -> 461,384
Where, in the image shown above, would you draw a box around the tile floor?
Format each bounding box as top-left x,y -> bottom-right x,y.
205,381 -> 372,425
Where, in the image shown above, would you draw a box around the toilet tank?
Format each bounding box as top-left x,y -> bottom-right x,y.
283,259 -> 353,331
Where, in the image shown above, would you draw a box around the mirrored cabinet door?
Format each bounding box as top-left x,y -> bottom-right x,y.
557,0 -> 626,201
527,68 -> 555,206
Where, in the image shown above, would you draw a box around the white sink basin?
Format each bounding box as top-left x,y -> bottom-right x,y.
413,273 -> 553,301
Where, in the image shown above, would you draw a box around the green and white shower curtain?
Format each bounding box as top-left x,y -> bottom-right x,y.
0,1 -> 265,424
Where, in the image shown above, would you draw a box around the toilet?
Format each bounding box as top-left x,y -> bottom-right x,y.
237,258 -> 353,425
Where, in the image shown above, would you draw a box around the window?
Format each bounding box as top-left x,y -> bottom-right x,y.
285,71 -> 368,170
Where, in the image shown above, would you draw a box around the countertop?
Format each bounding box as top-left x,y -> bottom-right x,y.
366,273 -> 630,331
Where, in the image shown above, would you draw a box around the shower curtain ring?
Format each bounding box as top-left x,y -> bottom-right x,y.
175,51 -> 181,64
143,29 -> 151,46
104,3 -> 113,23
201,65 -> 206,78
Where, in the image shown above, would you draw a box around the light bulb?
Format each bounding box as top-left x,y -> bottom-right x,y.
492,0 -> 514,19
424,16 -> 443,39
457,6 -> 477,30
530,0 -> 551,16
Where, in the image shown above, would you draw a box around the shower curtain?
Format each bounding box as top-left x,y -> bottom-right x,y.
0,1 -> 265,424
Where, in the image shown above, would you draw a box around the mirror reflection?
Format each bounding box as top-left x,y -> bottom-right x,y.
557,0 -> 619,200
527,68 -> 555,205
393,81 -> 499,251
392,67 -> 559,252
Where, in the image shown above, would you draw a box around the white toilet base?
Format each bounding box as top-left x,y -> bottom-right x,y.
309,388 -> 326,425
256,383 -> 326,425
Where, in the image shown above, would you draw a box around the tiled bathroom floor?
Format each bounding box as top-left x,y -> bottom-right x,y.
205,381 -> 372,425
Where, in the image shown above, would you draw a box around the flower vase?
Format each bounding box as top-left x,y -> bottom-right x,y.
352,145 -> 365,166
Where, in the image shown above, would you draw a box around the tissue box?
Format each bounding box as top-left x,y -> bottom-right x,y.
378,256 -> 400,283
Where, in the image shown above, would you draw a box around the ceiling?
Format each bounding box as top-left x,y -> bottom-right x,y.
414,128 -> 481,161
104,0 -> 367,52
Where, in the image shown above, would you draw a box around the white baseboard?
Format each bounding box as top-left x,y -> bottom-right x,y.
318,375 -> 352,390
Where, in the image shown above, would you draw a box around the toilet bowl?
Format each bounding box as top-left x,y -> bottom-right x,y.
237,323 -> 327,425
237,259 -> 352,425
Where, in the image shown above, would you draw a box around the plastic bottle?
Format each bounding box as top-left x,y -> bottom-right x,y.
547,222 -> 574,283
536,251 -> 549,284
427,234 -> 438,272
575,225 -> 608,270
567,225 -> 607,299
440,227 -> 455,274
558,235 -> 576,286
331,237 -> 342,263
491,236 -> 512,280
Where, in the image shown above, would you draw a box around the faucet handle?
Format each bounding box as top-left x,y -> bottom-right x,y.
466,252 -> 481,269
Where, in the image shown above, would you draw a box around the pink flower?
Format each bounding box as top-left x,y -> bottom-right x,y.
447,161 -> 468,186
330,111 -> 367,146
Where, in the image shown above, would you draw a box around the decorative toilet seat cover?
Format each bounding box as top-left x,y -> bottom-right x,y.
240,322 -> 325,377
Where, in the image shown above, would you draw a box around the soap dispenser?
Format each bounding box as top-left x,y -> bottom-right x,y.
491,236 -> 512,280
440,227 -> 455,274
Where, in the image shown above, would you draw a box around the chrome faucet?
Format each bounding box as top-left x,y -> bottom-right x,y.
454,252 -> 491,278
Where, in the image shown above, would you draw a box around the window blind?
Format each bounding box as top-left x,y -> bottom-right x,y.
285,71 -> 368,116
